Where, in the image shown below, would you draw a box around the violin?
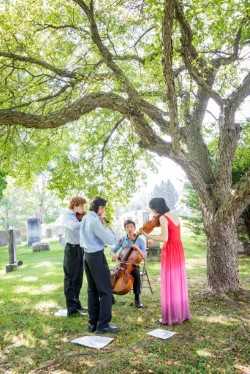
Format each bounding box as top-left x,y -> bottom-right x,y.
137,215 -> 161,235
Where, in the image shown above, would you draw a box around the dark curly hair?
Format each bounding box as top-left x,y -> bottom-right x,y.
69,196 -> 86,209
90,197 -> 107,213
124,219 -> 136,228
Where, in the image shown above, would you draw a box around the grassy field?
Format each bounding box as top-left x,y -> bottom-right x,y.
0,230 -> 250,374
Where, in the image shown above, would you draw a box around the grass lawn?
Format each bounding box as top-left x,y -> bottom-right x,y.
0,230 -> 250,374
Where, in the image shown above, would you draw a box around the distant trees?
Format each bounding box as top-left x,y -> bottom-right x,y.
0,176 -> 61,230
151,180 -> 179,210
0,171 -> 7,201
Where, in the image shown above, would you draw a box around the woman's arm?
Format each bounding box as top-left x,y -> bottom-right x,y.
143,215 -> 168,242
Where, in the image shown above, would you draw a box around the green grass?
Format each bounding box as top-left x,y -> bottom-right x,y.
0,230 -> 250,374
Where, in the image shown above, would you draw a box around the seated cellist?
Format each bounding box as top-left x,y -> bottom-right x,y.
112,219 -> 146,308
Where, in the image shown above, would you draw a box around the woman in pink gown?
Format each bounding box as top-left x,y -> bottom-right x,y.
144,198 -> 191,325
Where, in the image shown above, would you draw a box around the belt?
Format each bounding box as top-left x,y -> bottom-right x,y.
84,249 -> 104,256
66,243 -> 81,247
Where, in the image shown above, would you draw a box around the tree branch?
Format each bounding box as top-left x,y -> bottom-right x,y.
162,0 -> 181,149
33,22 -> 89,36
0,92 -> 132,129
101,116 -> 125,164
218,169 -> 250,220
0,91 -> 170,143
5,84 -> 72,110
174,0 -> 224,107
227,71 -> 250,112
132,112 -> 175,156
136,98 -> 170,133
134,26 -> 155,47
73,0 -> 172,137
212,18 -> 246,68
73,0 -> 138,97
0,51 -> 79,79
186,86 -> 216,185
168,1 -> 216,185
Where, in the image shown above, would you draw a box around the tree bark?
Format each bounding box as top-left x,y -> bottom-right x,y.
202,210 -> 240,293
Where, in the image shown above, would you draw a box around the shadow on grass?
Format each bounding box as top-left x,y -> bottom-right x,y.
0,239 -> 249,373
1,293 -> 250,374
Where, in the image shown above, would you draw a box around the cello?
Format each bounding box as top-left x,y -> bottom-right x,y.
111,238 -> 144,295
111,216 -> 161,295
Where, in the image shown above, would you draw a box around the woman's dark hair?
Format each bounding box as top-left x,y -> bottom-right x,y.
124,219 -> 136,228
149,197 -> 170,214
90,197 -> 107,213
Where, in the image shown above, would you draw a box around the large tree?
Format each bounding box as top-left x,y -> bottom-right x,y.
0,171 -> 7,200
0,0 -> 249,293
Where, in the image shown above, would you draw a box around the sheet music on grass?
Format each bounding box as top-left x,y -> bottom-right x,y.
54,309 -> 68,317
147,329 -> 176,340
54,309 -> 87,317
71,336 -> 114,349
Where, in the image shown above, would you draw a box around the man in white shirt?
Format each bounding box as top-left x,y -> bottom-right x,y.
61,196 -> 86,316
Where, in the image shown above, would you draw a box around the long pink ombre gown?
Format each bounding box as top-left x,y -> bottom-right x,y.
160,215 -> 191,325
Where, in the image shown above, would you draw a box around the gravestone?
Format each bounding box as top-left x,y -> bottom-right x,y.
6,229 -> 23,273
27,217 -> 41,246
46,228 -> 52,238
32,242 -> 50,252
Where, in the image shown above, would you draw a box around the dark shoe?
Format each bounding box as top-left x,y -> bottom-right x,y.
96,323 -> 119,334
88,323 -> 97,332
75,301 -> 88,312
112,295 -> 116,305
135,296 -> 144,309
135,301 -> 144,308
67,310 -> 80,317
77,307 -> 88,315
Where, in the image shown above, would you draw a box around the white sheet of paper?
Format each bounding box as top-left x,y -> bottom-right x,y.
71,336 -> 114,349
54,309 -> 68,317
147,329 -> 176,340
54,309 -> 87,317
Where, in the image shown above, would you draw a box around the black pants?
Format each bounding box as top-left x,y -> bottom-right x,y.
131,266 -> 141,298
63,243 -> 84,313
84,251 -> 112,329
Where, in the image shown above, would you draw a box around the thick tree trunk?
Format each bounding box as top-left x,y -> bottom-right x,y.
202,212 -> 240,293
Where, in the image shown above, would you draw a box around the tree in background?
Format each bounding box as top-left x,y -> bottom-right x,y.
151,180 -> 179,210
0,177 -> 61,230
0,1 -> 249,293
0,171 -> 7,201
182,181 -> 203,235
232,123 -> 250,242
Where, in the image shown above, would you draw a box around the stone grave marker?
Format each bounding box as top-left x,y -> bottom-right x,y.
27,217 -> 41,247
6,229 -> 23,273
